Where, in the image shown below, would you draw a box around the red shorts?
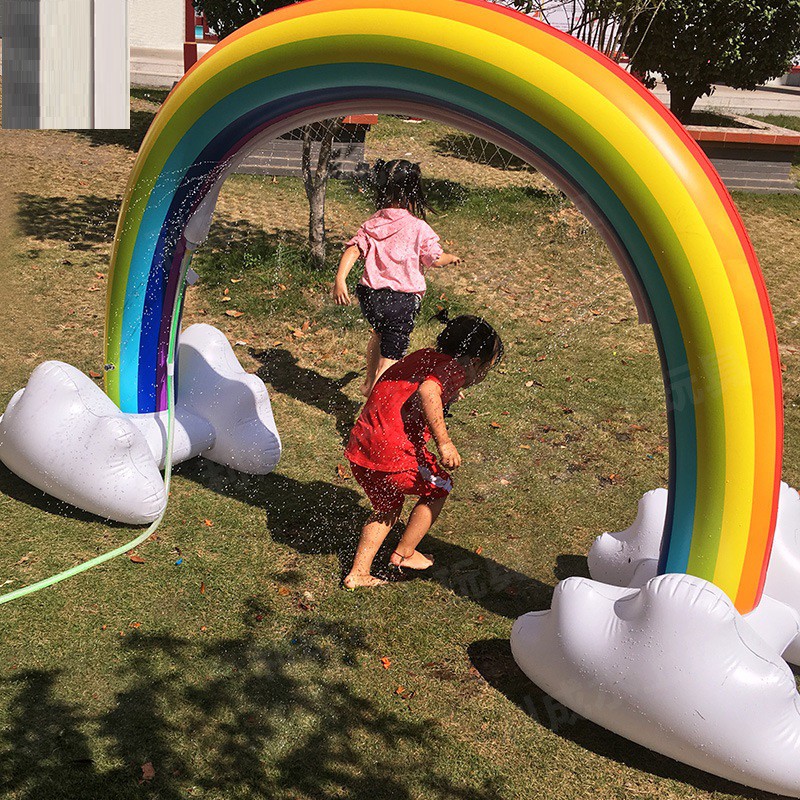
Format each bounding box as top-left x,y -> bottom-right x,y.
349,460 -> 453,514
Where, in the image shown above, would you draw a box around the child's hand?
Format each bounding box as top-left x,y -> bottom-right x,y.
332,280 -> 351,305
439,441 -> 461,469
433,253 -> 461,268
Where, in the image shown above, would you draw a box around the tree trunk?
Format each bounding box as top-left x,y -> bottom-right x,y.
301,122 -> 337,270
669,88 -> 697,124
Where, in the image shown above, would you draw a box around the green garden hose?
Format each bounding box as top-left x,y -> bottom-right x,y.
0,247 -> 195,606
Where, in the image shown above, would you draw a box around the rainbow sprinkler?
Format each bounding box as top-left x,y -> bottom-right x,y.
2,0 -> 800,794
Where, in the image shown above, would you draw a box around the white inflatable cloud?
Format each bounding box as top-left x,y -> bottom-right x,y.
511,573 -> 800,797
0,324 -> 281,523
588,483 -> 800,625
510,482 -> 800,795
0,361 -> 166,524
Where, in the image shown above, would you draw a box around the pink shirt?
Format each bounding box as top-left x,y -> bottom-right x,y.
347,208 -> 444,295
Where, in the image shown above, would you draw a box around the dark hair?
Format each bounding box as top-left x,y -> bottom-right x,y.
432,308 -> 504,366
373,158 -> 432,220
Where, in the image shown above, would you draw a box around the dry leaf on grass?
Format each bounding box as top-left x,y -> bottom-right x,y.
141,762 -> 155,782
336,463 -> 351,480
380,657 -> 391,669
203,519 -> 214,527
128,553 -> 145,564
224,310 -> 244,318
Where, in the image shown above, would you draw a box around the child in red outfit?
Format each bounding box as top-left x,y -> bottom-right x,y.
343,313 -> 504,589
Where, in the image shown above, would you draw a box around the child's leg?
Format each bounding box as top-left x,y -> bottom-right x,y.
360,329 -> 381,397
390,495 -> 448,570
344,507 -> 403,588
370,355 -> 398,392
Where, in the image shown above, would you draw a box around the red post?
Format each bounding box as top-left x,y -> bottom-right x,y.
184,0 -> 198,72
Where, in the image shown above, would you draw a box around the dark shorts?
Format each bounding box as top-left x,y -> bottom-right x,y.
356,284 -> 421,360
349,460 -> 453,514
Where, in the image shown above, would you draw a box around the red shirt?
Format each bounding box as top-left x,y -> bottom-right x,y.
345,349 -> 466,472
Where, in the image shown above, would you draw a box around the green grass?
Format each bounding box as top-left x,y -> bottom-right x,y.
0,99 -> 798,800
750,114 -> 800,133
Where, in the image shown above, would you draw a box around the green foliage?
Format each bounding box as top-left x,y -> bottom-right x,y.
628,0 -> 800,121
193,0 -> 300,38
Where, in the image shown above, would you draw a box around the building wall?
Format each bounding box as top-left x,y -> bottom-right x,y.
129,0 -> 214,87
130,0 -> 183,51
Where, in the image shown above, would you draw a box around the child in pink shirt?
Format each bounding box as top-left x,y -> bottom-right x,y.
332,159 -> 461,396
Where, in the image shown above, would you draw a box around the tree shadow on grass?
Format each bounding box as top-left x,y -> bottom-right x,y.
0,629 -> 504,800
70,109 -> 157,153
467,638 -> 772,800
250,347 -> 361,442
16,193 -> 120,251
177,462 -> 554,620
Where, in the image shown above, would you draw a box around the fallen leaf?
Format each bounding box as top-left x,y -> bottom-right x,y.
130,622 -> 141,629
223,288 -> 229,296
336,463 -> 351,481
499,478 -> 511,486
475,546 -> 483,555
395,685 -> 406,695
230,277 -> 244,283
88,370 -> 102,379
200,626 -> 207,632
380,657 -> 392,670
292,328 -> 304,338
200,582 -> 206,595
589,309 -> 602,316
278,586 -> 291,596
538,316 -> 551,323
224,310 -> 245,317
535,355 -> 547,362
519,444 -> 531,450
203,519 -> 214,527
128,553 -> 146,564
87,286 -> 100,292
277,284 -> 287,291
525,380 -> 534,388
141,762 -> 155,782
221,296 -> 231,302
301,319 -> 311,332
272,340 -> 283,346
489,422 -> 501,429
95,272 -> 105,280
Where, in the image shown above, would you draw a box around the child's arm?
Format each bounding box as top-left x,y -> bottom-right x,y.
432,252 -> 461,267
332,245 -> 360,305
417,379 -> 461,469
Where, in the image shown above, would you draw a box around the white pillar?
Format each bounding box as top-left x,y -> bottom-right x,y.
2,0 -> 129,130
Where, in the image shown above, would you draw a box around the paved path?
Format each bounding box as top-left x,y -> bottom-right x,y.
651,81 -> 800,119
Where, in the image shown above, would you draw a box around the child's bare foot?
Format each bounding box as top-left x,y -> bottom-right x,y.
343,572 -> 387,590
390,550 -> 435,571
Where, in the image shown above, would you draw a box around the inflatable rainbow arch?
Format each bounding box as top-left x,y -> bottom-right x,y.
103,0 -> 782,614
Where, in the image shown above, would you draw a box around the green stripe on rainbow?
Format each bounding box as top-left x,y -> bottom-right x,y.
103,0 -> 782,613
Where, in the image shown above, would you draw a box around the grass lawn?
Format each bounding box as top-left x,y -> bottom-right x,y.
0,95 -> 799,800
